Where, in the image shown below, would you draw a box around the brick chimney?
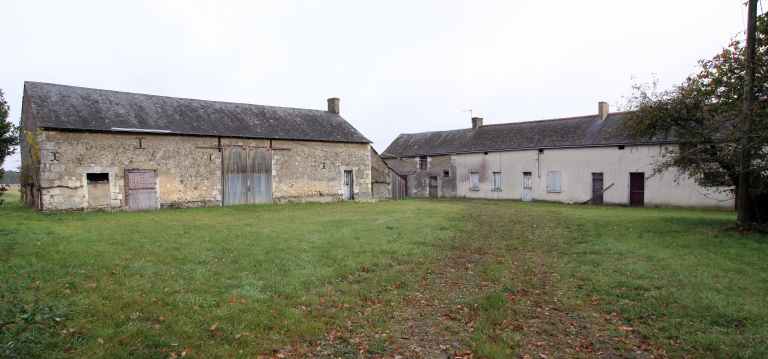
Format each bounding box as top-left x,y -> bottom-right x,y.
472,117 -> 484,129
598,101 -> 609,120
327,97 -> 340,114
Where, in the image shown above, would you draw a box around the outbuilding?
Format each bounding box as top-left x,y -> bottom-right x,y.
382,102 -> 734,208
20,82 -> 374,211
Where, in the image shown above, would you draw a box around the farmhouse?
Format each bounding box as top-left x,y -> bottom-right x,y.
20,82 -> 375,211
382,102 -> 734,208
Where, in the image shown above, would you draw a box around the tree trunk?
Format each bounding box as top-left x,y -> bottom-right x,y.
753,190 -> 768,225
737,0 -> 759,226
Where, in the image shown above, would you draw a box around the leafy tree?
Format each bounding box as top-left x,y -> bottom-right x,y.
0,89 -> 20,204
624,12 -> 768,228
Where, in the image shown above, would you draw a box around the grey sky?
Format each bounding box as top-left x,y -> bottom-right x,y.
1,0 -> 750,171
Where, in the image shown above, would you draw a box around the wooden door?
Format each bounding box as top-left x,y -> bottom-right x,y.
428,176 -> 438,198
247,149 -> 272,204
223,146 -> 247,205
522,172 -> 533,202
591,173 -> 604,204
223,146 -> 272,206
390,174 -> 407,200
87,173 -> 110,208
343,170 -> 354,200
629,172 -> 645,207
126,169 -> 158,211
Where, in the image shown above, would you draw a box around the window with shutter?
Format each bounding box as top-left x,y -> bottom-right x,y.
491,172 -> 502,192
470,171 -> 480,191
547,171 -> 562,193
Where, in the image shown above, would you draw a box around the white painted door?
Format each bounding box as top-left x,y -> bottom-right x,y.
522,172 -> 533,202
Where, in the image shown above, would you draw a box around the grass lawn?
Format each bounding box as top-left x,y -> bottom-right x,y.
1,190 -> 766,358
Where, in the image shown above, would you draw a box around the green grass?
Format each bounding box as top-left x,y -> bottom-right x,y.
557,204 -> 768,357
0,191 -> 462,358
1,191 -> 766,358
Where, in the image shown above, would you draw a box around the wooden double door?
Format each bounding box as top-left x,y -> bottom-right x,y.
223,146 -> 273,205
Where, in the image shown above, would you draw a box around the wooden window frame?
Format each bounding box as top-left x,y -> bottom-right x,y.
418,156 -> 428,171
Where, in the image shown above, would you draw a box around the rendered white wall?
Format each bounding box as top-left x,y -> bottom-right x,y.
451,144 -> 733,208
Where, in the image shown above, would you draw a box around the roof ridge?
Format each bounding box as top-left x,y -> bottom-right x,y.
483,113 -> 598,127
394,111 -> 636,138
24,81 -> 334,115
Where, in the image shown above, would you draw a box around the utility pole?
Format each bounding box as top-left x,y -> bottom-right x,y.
737,0 -> 758,225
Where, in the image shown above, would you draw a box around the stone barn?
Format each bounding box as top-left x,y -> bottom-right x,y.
20,82 -> 374,211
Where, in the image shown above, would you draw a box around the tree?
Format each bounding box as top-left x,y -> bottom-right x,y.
0,89 -> 20,204
624,10 -> 768,228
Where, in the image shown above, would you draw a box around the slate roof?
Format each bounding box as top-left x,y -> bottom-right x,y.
382,112 -> 671,158
23,82 -> 370,143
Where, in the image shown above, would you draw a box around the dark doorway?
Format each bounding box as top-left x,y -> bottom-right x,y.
223,146 -> 272,205
428,176 -> 438,198
126,169 -> 158,211
591,172 -> 604,204
629,172 -> 645,207
344,170 -> 354,200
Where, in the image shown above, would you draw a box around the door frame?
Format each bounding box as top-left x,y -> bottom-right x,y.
124,169 -> 159,211
521,171 -> 533,202
428,175 -> 438,198
343,169 -> 355,200
591,172 -> 604,205
628,172 -> 645,207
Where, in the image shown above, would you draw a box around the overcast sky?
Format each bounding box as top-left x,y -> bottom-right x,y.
1,0 -> 753,170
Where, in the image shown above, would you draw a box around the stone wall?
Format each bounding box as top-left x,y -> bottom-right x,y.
384,155 -> 456,198
29,130 -> 371,211
271,139 -> 372,202
370,149 -> 393,199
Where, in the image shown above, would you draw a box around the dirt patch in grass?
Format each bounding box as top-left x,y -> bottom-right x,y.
303,201 -> 666,358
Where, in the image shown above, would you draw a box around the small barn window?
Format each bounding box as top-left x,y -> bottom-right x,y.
491,171 -> 503,192
418,156 -> 428,170
470,171 -> 480,191
546,171 -> 562,193
443,169 -> 450,178
136,137 -> 145,149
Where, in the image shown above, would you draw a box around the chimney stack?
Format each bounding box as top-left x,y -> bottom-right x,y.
598,101 -> 609,120
327,97 -> 340,114
472,117 -> 484,129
